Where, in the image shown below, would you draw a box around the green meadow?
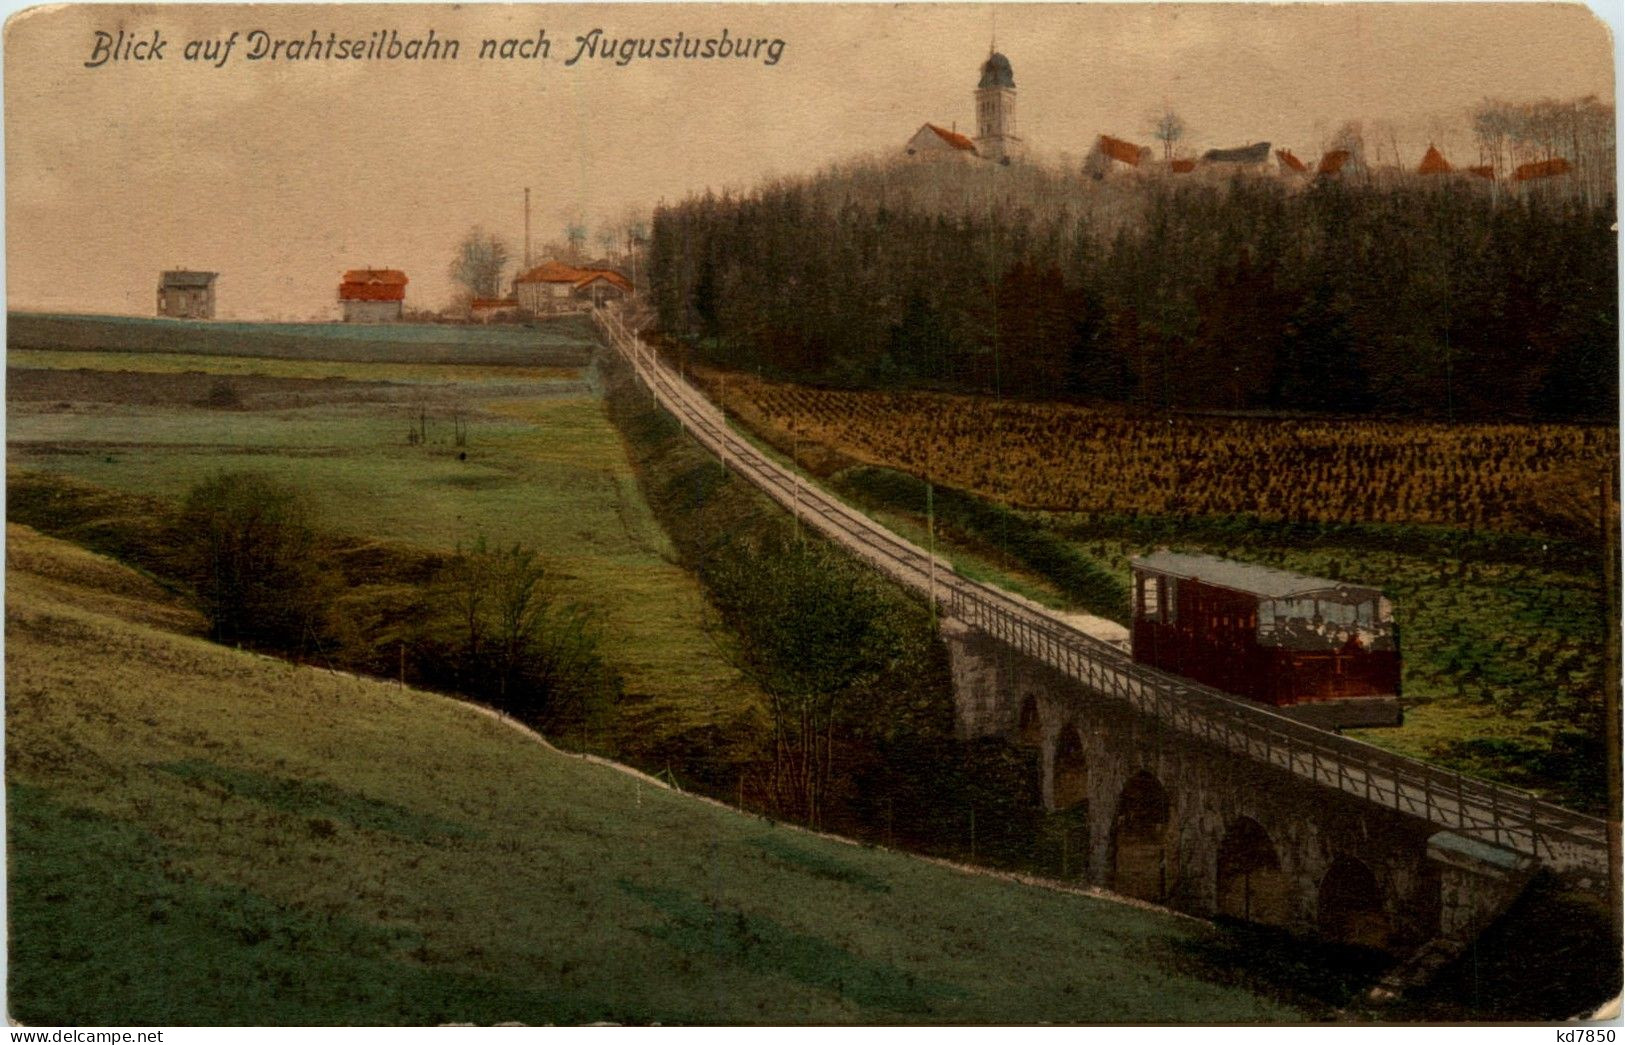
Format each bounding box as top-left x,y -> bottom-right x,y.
8,347 -> 580,384
6,317 -> 763,763
8,312 -> 590,365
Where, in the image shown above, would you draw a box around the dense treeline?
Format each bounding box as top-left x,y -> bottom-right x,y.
649,161 -> 1616,420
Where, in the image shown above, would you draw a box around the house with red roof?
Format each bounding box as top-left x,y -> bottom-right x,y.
513,260 -> 633,312
1513,157 -> 1571,182
1275,149 -> 1309,175
1316,150 -> 1352,177
1084,135 -> 1152,179
339,268 -> 408,323
905,122 -> 979,160
1417,144 -> 1453,175
469,297 -> 521,323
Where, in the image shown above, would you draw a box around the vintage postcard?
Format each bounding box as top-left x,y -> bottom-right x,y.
3,1 -> 1619,1029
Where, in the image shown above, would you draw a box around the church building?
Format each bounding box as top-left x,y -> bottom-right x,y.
905,47 -> 1025,164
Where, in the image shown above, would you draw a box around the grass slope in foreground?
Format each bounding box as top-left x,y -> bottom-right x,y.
6,526 -> 1300,1025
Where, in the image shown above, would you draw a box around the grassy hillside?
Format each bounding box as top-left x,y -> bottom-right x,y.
6,525 -> 1303,1025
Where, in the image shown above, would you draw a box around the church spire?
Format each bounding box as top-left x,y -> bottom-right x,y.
974,43 -> 1020,162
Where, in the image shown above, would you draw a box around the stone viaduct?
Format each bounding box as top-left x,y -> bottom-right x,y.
944,619 -> 1540,960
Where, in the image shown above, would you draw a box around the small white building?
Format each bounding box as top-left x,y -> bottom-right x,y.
905,122 -> 979,160
157,270 -> 217,319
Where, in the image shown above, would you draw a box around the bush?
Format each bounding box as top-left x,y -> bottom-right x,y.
414,538 -> 618,730
176,472 -> 331,649
203,379 -> 243,409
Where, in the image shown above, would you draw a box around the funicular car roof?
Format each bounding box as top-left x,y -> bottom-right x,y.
1130,550 -> 1382,603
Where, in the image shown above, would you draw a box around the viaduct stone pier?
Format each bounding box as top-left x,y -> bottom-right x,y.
942,617 -> 1538,959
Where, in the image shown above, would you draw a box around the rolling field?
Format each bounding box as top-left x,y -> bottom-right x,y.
699,368 -> 1615,534
6,524 -> 1304,1024
6,316 -> 766,767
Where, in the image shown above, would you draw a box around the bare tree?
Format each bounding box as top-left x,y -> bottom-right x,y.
1473,95 -> 1615,203
449,227 -> 512,300
1150,107 -> 1187,162
1325,120 -> 1368,177
595,225 -> 621,262
566,222 -> 588,262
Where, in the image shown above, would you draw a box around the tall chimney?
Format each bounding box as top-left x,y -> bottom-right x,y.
524,187 -> 532,269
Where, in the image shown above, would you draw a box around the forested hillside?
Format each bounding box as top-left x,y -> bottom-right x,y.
648,159 -> 1616,420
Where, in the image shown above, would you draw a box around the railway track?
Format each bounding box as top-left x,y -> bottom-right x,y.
593,306 -> 1612,878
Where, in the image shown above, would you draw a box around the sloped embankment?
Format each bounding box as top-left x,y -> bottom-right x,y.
6,524 -> 1301,1025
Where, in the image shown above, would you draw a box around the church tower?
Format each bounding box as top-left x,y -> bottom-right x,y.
974,47 -> 1022,163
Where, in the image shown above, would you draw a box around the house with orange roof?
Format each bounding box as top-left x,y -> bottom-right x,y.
469,296 -> 521,322
513,260 -> 584,312
1513,157 -> 1571,182
1417,144 -> 1453,175
905,122 -> 979,160
1316,150 -> 1352,177
1084,134 -> 1152,179
513,260 -> 633,312
572,270 -> 633,306
1275,149 -> 1309,175
339,268 -> 408,323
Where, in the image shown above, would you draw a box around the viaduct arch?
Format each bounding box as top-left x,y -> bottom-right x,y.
945,618 -> 1523,956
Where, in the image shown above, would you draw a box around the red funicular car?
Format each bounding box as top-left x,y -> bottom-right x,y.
1130,551 -> 1402,729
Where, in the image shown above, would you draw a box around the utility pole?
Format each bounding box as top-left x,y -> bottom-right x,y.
524,187 -> 532,269
718,373 -> 729,477
927,471 -> 937,628
792,431 -> 802,543
1603,470 -> 1621,939
929,438 -> 942,624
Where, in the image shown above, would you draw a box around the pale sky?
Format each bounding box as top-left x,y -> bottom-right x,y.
4,3 -> 1615,319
